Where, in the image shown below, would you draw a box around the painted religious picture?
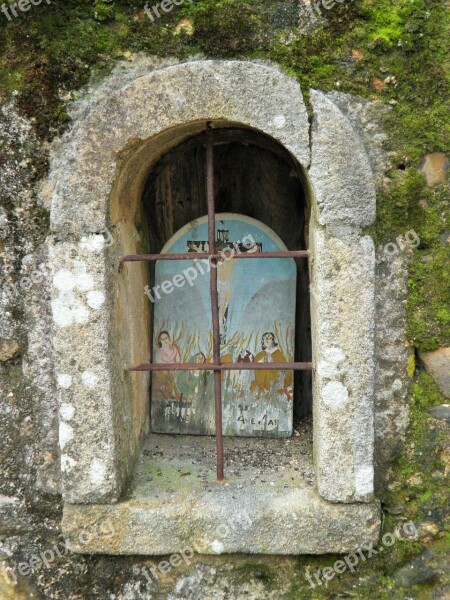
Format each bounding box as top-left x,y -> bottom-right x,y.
151,213 -> 296,437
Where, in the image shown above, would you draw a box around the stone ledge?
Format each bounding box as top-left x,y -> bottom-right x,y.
63,431 -> 380,555
63,487 -> 380,556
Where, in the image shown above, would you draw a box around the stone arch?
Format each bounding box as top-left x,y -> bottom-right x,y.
49,61 -> 311,236
47,59 -> 377,519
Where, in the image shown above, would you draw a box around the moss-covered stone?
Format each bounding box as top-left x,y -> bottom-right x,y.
186,0 -> 262,56
407,244 -> 450,351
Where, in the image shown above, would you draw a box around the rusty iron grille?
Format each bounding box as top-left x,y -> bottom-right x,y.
121,122 -> 313,482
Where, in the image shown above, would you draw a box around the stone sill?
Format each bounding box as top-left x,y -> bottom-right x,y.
62,428 -> 380,555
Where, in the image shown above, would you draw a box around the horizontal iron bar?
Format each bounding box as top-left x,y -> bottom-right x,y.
121,250 -> 310,262
128,362 -> 313,372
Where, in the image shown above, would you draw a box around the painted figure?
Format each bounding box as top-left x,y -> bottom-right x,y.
153,330 -> 181,400
250,332 -> 291,397
155,330 -> 181,364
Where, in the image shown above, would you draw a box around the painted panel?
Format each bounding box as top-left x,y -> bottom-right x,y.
151,213 -> 296,437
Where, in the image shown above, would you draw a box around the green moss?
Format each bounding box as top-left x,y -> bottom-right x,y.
386,371 -> 447,516
0,65 -> 25,93
0,0 -> 127,138
407,243 -> 450,351
297,369 -> 449,597
233,562 -> 277,588
185,0 -> 262,57
411,372 -> 446,409
93,0 -> 116,23
361,1 -> 404,47
284,370 -> 450,597
269,30 -> 342,100
407,354 -> 415,378
373,169 -> 430,244
0,0 -> 447,162
373,162 -> 448,350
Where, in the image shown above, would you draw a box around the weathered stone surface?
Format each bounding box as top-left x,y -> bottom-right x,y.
48,226 -> 150,504
0,102 -> 60,508
49,236 -> 126,502
0,572 -> 32,600
0,101 -> 43,348
0,495 -> 33,537
21,242 -> 61,494
309,90 -> 376,503
428,405 -> 450,421
314,91 -> 413,496
42,62 -> 380,549
416,520 -> 441,539
439,230 -> 450,245
47,64 -> 379,509
0,340 -> 19,362
298,0 -> 326,32
320,91 -> 391,191
419,347 -> 450,399
63,482 -> 380,556
62,430 -> 380,555
169,564 -> 279,600
394,550 -> 438,587
419,152 -> 449,187
309,89 -> 376,229
310,229 -> 376,502
374,250 -> 413,481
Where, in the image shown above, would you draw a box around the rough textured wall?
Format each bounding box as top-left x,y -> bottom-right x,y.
0,0 -> 448,598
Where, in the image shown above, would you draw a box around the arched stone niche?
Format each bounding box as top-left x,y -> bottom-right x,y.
47,60 -> 379,554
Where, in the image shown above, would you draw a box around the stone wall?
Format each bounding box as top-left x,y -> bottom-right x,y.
1,59 -> 402,533
0,6 -> 448,591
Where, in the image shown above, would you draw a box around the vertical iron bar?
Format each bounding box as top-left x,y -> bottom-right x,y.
206,121 -> 224,482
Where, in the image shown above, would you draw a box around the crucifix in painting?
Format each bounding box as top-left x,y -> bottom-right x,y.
186,227 -> 262,344
151,213 -> 296,438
